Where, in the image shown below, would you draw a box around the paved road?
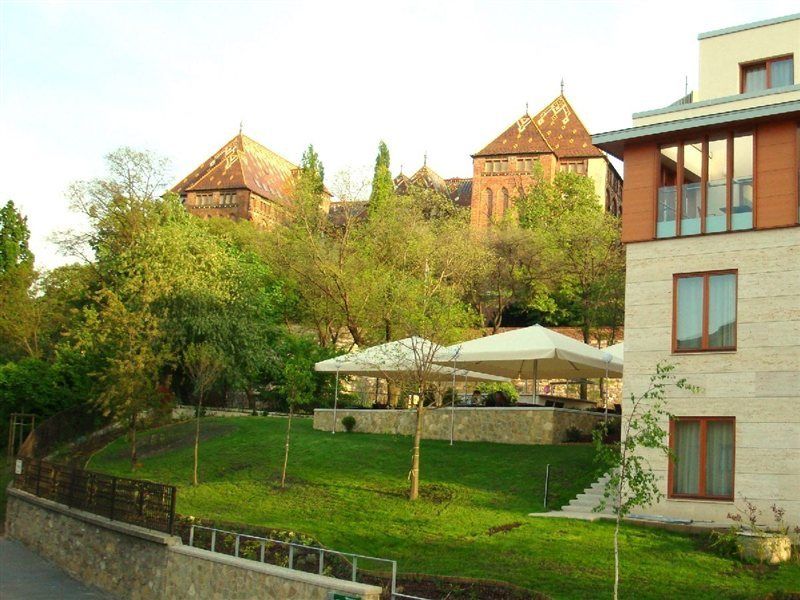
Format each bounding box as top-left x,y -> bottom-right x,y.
0,538 -> 115,599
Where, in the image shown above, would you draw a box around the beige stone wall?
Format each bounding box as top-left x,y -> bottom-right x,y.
314,407 -> 615,445
623,227 -> 800,527
5,489 -> 381,600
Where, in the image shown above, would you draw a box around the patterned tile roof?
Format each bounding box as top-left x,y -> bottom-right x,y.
474,94 -> 603,159
409,164 -> 448,195
446,178 -> 473,207
171,133 -> 299,203
532,95 -> 604,158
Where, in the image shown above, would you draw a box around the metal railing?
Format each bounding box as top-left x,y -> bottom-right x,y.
13,458 -> 177,534
187,524 -> 412,598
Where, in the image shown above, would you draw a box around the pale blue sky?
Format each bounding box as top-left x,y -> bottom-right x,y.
1,1 -> 797,268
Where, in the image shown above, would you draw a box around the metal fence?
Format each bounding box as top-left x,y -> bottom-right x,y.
13,458 -> 177,534
186,524 -> 427,599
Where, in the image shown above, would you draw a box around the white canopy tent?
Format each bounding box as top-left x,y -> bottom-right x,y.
315,337 -> 508,440
440,325 -> 623,404
606,342 -> 624,362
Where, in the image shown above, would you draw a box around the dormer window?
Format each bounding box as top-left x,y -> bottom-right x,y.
740,55 -> 794,93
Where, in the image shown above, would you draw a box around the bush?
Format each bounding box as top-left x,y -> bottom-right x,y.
476,382 -> 519,404
564,426 -> 584,443
341,415 -> 356,432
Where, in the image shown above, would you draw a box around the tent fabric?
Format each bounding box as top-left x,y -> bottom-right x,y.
314,336 -> 507,382
440,325 -> 623,380
606,342 -> 624,362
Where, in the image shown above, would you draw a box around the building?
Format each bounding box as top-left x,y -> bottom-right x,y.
172,132 -> 329,228
593,14 -> 799,526
470,94 -> 622,227
393,161 -> 473,208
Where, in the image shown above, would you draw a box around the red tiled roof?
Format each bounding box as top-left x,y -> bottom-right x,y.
532,95 -> 604,158
446,177 -> 473,207
409,164 -> 448,195
172,133 -> 298,203
473,114 -> 553,157
474,95 -> 604,159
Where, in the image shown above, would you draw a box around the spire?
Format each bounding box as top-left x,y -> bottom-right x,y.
525,101 -> 529,115
423,152 -> 427,168
400,163 -> 404,175
560,78 -> 565,96
239,120 -> 243,135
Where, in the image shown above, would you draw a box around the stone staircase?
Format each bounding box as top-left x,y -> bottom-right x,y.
559,471 -> 616,516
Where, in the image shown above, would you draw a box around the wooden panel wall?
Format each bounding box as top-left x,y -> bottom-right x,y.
755,121 -> 798,229
621,143 -> 658,243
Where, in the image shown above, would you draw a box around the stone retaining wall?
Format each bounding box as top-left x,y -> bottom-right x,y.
314,406 -> 616,445
5,488 -> 382,600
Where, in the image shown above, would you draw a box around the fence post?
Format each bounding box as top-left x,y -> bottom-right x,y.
211,529 -> 216,552
109,477 -> 117,521
288,545 -> 294,569
544,463 -> 551,509
391,560 -> 397,598
35,459 -> 42,496
260,541 -> 265,562
234,534 -> 240,558
351,556 -> 357,582
318,548 -> 324,575
168,486 -> 177,535
189,525 -> 195,547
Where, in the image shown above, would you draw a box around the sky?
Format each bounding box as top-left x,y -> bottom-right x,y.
1,0 -> 797,269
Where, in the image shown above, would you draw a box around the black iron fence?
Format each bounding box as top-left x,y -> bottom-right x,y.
13,458 -> 177,534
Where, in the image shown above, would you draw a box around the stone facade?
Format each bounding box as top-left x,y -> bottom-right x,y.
314,406 -> 615,445
623,227 -> 800,527
6,489 -> 381,600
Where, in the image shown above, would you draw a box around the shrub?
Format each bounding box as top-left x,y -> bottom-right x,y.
564,426 -> 583,443
341,415 -> 356,432
476,382 -> 519,405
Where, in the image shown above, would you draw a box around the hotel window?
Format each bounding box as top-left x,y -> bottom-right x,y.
670,417 -> 734,500
657,133 -> 753,238
673,271 -> 737,352
741,55 -> 794,93
559,159 -> 588,175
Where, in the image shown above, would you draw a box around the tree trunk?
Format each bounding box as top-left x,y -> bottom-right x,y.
409,400 -> 424,500
129,414 -> 138,470
280,405 -> 294,488
613,514 -> 621,600
193,393 -> 202,486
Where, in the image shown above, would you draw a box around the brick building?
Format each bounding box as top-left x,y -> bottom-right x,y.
470,94 -> 622,226
171,132 -> 329,228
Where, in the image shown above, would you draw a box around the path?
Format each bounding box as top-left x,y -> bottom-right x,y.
0,538 -> 114,599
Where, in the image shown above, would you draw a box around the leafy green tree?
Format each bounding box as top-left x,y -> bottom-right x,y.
593,363 -> 698,600
184,343 -> 226,486
276,334 -> 319,488
0,201 -> 39,360
368,140 -> 393,215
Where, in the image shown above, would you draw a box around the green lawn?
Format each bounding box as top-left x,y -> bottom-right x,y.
89,417 -> 800,600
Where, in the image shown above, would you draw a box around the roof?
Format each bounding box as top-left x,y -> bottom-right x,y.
446,178 -> 473,207
593,99 -> 800,159
409,164 -> 448,195
474,95 -> 603,159
393,172 -> 411,194
698,13 -> 800,40
171,133 -> 299,203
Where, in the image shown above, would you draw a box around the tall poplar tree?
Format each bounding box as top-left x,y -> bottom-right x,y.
368,141 -> 393,214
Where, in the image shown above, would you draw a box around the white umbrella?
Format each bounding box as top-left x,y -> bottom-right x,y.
440,325 -> 623,403
315,337 -> 507,435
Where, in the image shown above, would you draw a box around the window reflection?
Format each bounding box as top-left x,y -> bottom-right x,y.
706,137 -> 728,233
732,134 -> 753,231
658,145 -> 678,238
682,141 -> 702,235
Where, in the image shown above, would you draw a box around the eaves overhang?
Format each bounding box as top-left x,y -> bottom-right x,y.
592,99 -> 800,159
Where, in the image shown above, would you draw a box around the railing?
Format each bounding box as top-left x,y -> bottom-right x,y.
13,458 -> 177,534
187,524 -> 418,598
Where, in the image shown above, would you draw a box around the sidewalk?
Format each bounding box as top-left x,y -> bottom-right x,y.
0,538 -> 114,599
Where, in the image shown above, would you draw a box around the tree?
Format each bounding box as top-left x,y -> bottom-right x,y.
0,201 -> 39,360
184,343 -> 226,486
276,334 -> 318,488
368,141 -> 393,215
593,363 -> 698,599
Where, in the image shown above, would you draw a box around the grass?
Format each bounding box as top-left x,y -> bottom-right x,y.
89,416 -> 800,600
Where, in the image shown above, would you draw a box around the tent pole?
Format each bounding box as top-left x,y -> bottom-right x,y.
332,369 -> 340,434
533,360 -> 539,405
450,359 -> 456,446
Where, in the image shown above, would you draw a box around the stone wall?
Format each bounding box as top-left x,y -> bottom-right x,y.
6,489 -> 382,600
314,406 -> 615,445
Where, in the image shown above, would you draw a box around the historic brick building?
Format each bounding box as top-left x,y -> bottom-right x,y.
470,94 -> 622,227
172,132 -> 329,228
394,161 -> 473,208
